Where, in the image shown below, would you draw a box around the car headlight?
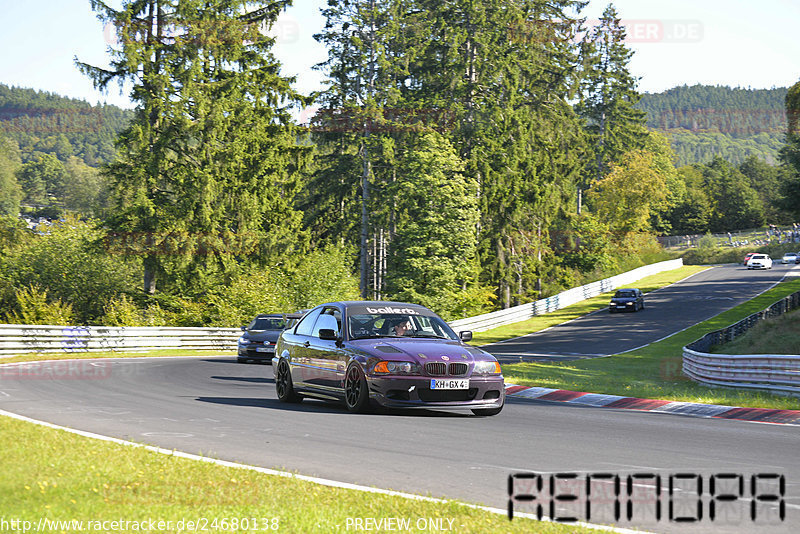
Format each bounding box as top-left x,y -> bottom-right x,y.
238,337 -> 249,345
373,361 -> 419,375
473,360 -> 502,375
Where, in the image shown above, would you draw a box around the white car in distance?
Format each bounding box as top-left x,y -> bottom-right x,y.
781,252 -> 798,264
747,254 -> 773,270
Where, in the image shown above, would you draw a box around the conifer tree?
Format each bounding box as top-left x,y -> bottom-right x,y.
0,135 -> 23,216
408,0 -> 587,306
311,0 -> 404,298
386,132 -> 480,317
577,3 -> 648,211
78,0 -> 309,294
779,80 -> 800,218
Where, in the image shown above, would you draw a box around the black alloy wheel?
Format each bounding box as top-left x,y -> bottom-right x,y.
344,363 -> 371,413
275,360 -> 301,403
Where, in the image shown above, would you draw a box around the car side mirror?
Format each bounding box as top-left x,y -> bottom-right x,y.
318,328 -> 339,341
240,326 -> 246,331
459,331 -> 473,342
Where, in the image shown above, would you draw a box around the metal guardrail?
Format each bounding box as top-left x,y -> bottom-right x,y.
0,325 -> 240,356
450,259 -> 684,332
0,259 -> 685,356
682,290 -> 800,396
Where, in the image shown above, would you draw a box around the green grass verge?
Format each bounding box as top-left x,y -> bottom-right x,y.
0,349 -> 236,364
712,307 -> 800,355
502,277 -> 800,411
470,265 -> 709,346
0,416 -> 602,534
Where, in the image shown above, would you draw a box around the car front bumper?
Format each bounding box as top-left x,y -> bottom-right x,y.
366,375 -> 505,410
238,344 -> 276,360
609,301 -> 636,311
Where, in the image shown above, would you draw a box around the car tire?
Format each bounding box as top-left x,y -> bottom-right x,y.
237,357 -> 248,364
344,363 -> 371,414
472,405 -> 503,416
275,359 -> 302,403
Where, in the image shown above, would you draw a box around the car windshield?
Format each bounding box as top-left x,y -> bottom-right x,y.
614,290 -> 636,298
752,255 -> 766,259
347,310 -> 459,341
249,317 -> 286,330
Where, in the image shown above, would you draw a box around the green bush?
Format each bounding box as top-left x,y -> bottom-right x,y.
203,268 -> 294,327
1,217 -> 140,323
285,245 -> 361,310
100,294 -> 142,326
5,285 -> 75,325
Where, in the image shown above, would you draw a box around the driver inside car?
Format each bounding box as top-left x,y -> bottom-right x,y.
388,318 -> 414,336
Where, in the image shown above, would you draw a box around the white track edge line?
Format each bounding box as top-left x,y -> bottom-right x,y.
0,408 -> 649,534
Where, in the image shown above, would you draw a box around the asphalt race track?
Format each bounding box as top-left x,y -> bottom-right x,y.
488,263 -> 800,363
1,263 -> 799,534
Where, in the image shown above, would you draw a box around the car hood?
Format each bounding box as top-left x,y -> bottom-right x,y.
243,330 -> 282,342
349,338 -> 495,363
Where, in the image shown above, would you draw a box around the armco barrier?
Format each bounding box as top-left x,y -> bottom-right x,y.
0,324 -> 240,356
682,290 -> 800,397
450,259 -> 684,332
1,259 -> 685,356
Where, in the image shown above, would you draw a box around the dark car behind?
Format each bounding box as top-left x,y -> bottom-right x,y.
237,314 -> 287,363
609,288 -> 644,313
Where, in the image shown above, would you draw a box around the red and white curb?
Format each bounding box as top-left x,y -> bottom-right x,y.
504,384 -> 800,425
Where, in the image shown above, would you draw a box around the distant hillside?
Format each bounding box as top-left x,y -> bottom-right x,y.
0,84 -> 132,167
637,85 -> 788,166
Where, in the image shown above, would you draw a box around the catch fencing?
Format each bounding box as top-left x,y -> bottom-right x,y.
682,290 -> 800,396
450,259 -> 684,333
0,325 -> 240,356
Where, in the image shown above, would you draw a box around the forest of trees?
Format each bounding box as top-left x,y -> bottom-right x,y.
0,84 -> 132,166
1,1 -> 799,328
638,85 -> 788,165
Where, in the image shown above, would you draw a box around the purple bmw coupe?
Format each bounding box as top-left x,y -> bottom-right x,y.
273,301 -> 505,416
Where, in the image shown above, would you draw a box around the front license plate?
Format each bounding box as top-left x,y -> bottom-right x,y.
256,346 -> 273,353
430,379 -> 469,390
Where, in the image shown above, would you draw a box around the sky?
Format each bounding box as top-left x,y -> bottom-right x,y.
0,0 -> 799,110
